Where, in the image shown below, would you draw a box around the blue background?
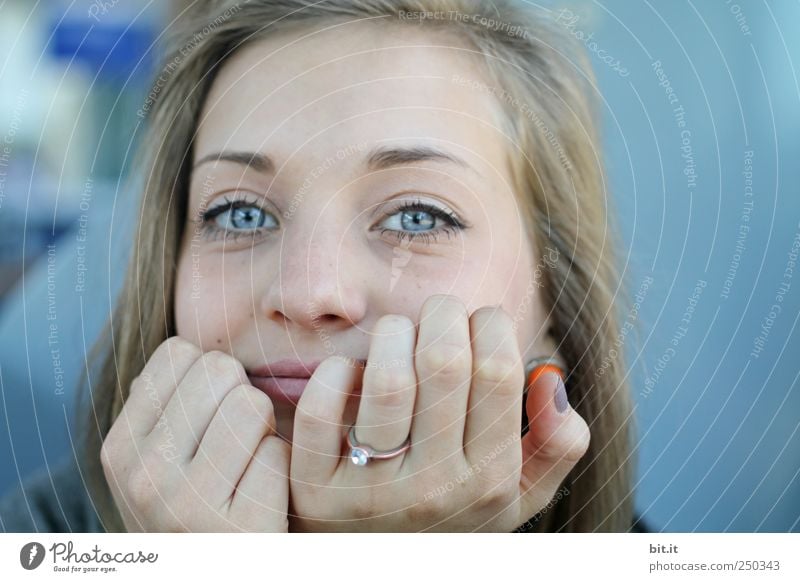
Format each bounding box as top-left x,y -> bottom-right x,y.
0,0 -> 798,532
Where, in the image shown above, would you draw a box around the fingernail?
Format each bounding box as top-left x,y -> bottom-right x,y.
553,376 -> 570,414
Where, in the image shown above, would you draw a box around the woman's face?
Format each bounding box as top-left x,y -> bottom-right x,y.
174,22 -> 558,439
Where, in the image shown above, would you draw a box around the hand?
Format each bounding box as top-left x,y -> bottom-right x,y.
288,294 -> 591,532
100,337 -> 290,532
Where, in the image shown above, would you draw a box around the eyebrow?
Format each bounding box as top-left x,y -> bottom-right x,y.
192,145 -> 477,176
366,145 -> 471,173
193,150 -> 273,173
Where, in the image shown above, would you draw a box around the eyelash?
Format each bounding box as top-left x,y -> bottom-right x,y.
372,197 -> 469,245
195,195 -> 470,245
194,195 -> 270,242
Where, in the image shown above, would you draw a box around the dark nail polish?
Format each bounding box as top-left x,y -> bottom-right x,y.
554,376 -> 569,414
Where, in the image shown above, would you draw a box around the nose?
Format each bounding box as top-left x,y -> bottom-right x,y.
259,223 -> 367,331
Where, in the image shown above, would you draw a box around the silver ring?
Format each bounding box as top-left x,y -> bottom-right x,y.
346,425 -> 411,466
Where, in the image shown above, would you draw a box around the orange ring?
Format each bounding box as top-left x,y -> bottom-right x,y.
526,363 -> 564,388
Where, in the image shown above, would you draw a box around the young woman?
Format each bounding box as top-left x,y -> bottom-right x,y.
3,0 -> 635,532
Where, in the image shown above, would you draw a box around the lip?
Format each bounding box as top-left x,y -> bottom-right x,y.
247,358 -> 366,406
248,376 -> 310,406
248,359 -> 326,378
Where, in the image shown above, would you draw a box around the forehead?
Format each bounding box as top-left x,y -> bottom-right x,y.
194,21 -> 510,175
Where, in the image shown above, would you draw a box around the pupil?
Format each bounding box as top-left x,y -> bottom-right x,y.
233,207 -> 263,229
402,210 -> 434,231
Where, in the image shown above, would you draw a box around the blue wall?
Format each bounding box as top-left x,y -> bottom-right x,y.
580,0 -> 800,531
1,0 -> 797,532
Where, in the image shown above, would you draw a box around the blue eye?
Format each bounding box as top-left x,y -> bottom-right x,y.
200,196 -> 277,241
374,198 -> 469,245
216,205 -> 267,230
383,208 -> 436,232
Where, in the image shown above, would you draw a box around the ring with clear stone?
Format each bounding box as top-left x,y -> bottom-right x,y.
346,425 -> 411,466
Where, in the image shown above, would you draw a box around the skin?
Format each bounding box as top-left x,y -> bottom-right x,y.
101,22 -> 590,532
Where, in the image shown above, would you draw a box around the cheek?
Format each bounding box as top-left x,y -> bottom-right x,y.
174,249 -> 252,349
448,236 -> 546,350
384,243 -> 532,324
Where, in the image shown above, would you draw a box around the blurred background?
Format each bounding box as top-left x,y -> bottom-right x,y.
0,0 -> 797,532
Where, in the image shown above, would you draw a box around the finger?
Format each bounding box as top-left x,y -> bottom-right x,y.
230,433 -> 290,532
146,350 -> 249,462
116,336 -> 202,441
410,295 -> 471,461
292,356 -> 364,481
354,314 -> 417,456
518,371 -> 591,521
188,385 -> 277,507
463,306 -> 525,470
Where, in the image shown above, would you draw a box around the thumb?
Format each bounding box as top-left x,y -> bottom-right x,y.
518,371 -> 591,519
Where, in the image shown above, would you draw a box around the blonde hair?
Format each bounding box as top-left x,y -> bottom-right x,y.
82,0 -> 635,532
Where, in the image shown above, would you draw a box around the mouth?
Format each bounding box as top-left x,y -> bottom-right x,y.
247,358 -> 366,406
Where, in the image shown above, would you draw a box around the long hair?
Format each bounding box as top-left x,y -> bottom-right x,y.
82,0 -> 634,532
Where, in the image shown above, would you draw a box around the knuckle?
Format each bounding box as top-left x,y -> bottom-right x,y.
155,336 -> 202,368
564,423 -> 592,464
544,422 -> 591,465
474,355 -> 523,389
368,369 -> 414,408
225,385 -> 274,428
349,490 -> 379,521
473,476 -> 516,510
163,336 -> 200,356
418,343 -> 470,382
292,406 -> 333,440
200,351 -> 247,386
126,462 -> 160,510
410,491 -> 447,522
